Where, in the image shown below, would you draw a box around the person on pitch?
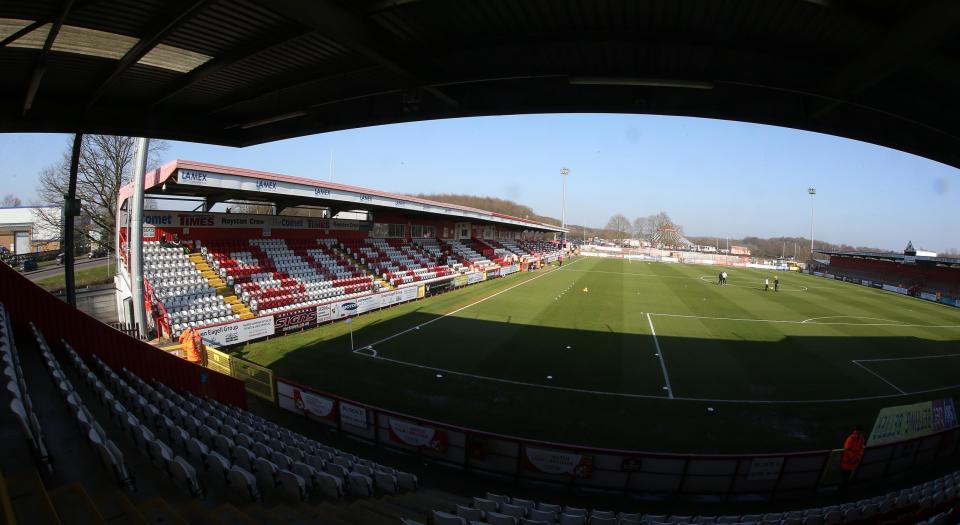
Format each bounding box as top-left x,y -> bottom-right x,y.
722,271 -> 727,284
718,271 -> 723,285
764,277 -> 770,291
774,275 -> 780,292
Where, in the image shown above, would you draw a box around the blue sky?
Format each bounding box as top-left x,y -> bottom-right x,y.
1,114 -> 957,252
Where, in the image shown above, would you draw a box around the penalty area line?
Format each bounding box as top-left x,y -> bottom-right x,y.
851,360 -> 906,394
354,257 -> 584,353
647,313 -> 674,399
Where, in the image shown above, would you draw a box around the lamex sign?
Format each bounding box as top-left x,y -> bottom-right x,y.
140,211 -> 368,231
179,169 -> 209,183
256,179 -> 277,190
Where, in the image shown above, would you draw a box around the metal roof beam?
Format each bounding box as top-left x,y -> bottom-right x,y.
151,27 -> 313,108
813,0 -> 960,119
255,0 -> 457,108
21,0 -> 76,115
85,0 -> 213,109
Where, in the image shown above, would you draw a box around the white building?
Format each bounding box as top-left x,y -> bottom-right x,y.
0,206 -> 60,254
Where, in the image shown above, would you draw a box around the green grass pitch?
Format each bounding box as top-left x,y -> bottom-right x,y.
236,257 -> 960,453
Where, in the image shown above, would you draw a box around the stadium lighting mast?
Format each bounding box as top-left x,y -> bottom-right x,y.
560,167 -> 570,245
807,187 -> 817,260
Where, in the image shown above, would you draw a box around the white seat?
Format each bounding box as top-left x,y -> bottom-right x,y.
588,517 -> 617,525
346,472 -> 373,497
529,509 -> 557,522
374,470 -> 398,494
315,471 -> 342,500
397,471 -> 418,491
277,469 -> 307,502
226,466 -> 259,502
486,511 -> 519,525
204,450 -> 231,481
169,455 -> 202,497
501,503 -> 527,519
254,457 -> 278,490
559,515 -> 586,525
430,511 -> 466,525
147,438 -> 174,469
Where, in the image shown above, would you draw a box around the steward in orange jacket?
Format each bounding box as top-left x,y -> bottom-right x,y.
840,426 -> 865,487
178,327 -> 205,365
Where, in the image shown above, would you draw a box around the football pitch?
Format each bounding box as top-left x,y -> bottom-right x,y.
237,257 -> 960,453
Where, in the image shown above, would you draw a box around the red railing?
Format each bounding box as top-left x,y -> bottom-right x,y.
0,261 -> 246,408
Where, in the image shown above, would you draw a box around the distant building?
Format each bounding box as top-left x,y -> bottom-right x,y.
0,206 -> 60,254
730,245 -> 751,256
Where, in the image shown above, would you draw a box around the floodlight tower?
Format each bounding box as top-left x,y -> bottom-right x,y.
807,187 -> 817,260
560,167 -> 570,246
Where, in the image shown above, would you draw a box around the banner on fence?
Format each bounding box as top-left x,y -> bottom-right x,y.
523,446 -> 593,478
920,292 -> 938,302
452,274 -> 469,287
747,457 -> 784,481
293,387 -> 336,419
499,264 -> 520,277
274,306 -> 318,334
869,398 -> 959,446
340,402 -> 368,429
199,315 -> 275,346
467,272 -> 484,285
881,284 -> 909,295
388,417 -> 448,452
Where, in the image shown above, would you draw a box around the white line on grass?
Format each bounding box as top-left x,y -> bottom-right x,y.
646,312 -> 960,329
801,315 -> 906,324
356,257 -> 584,352
851,361 -> 906,394
353,350 -> 960,404
854,352 -> 960,363
647,313 -> 674,399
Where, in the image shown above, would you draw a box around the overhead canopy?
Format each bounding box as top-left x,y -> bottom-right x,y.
2,1 -> 960,169
119,160 -> 565,232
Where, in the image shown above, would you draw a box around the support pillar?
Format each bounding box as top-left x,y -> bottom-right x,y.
130,137 -> 149,339
63,133 -> 82,306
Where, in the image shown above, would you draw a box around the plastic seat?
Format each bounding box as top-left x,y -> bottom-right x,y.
486,512 -> 519,525
455,504 -> 483,521
374,470 -> 398,494
169,455 -> 202,497
431,511 -> 466,525
473,497 -> 499,513
347,471 -> 373,497
315,471 -> 342,500
226,466 -> 259,502
277,469 -> 307,501
559,514 -> 586,525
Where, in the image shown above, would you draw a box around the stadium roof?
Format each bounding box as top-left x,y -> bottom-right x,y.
118,159 -> 565,232
822,250 -> 960,267
2,1 -> 960,170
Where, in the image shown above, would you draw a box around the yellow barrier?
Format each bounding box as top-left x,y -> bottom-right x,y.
205,346 -> 275,402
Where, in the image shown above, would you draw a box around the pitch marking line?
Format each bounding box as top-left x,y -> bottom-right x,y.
647,312 -> 960,329
647,313 -> 674,399
353,350 -> 960,404
851,361 -> 906,394
854,352 -> 960,363
354,257 -> 584,353
801,316 -> 907,324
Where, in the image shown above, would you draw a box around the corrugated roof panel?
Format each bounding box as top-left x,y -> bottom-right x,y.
163,0 -> 296,58
66,0 -> 169,37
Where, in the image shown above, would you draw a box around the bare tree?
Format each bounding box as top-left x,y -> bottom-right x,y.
605,213 -> 631,243
34,135 -> 168,251
1,194 -> 22,207
633,216 -> 655,242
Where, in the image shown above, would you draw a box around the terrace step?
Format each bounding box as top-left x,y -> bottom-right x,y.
4,470 -> 60,525
47,484 -> 106,525
90,490 -> 148,525
135,498 -> 186,525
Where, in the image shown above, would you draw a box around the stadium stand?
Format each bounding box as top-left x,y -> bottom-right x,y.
143,241 -> 239,335
136,229 -> 559,336
3,299 -> 435,524
408,485 -> 960,525
825,255 -> 960,298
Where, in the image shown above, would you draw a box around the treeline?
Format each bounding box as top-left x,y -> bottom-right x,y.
686,235 -> 890,260
411,193 -> 619,239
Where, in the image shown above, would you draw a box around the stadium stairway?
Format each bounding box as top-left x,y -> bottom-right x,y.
187,252 -> 254,321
